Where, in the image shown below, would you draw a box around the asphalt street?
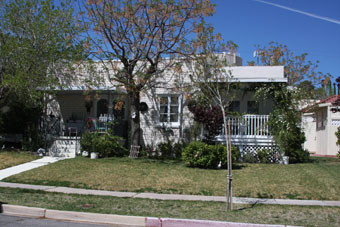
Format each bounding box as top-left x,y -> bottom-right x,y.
0,214 -> 128,227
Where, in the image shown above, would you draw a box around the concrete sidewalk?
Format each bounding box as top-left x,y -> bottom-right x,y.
1,181 -> 340,207
0,157 -> 65,180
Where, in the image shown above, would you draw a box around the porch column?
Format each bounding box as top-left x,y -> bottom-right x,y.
108,91 -> 113,115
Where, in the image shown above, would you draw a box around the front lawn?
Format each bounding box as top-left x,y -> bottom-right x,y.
0,151 -> 39,170
0,187 -> 339,227
3,156 -> 340,200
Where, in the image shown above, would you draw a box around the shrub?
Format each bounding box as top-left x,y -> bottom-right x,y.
335,127 -> 340,159
256,149 -> 279,163
182,141 -> 240,169
80,131 -> 127,158
256,84 -> 309,163
153,140 -> 185,160
80,131 -> 93,152
241,152 -> 258,163
157,141 -> 173,159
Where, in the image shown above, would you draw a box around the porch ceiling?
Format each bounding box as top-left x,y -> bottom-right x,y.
52,86 -> 127,94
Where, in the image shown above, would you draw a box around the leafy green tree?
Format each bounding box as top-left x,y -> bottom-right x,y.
81,0 -> 216,147
0,0 -> 88,106
253,42 -> 331,162
0,0 -> 89,149
256,84 -> 309,163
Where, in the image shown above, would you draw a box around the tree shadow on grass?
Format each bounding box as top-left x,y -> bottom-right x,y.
234,202 -> 259,211
232,163 -> 247,170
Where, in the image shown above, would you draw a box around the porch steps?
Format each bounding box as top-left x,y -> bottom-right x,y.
49,137 -> 80,158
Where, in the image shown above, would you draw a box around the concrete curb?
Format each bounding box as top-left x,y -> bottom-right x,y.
145,217 -> 301,227
1,204 -> 45,218
1,204 -> 301,227
2,204 -> 144,226
44,209 -> 145,226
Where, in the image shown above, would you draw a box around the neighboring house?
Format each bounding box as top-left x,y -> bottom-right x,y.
302,95 -> 340,157
46,53 -> 286,156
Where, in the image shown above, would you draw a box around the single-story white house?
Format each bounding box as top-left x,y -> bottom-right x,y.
46,53 -> 287,157
302,95 -> 340,157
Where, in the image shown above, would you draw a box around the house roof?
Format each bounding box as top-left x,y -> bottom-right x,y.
318,95 -> 340,104
302,95 -> 340,113
225,66 -> 286,83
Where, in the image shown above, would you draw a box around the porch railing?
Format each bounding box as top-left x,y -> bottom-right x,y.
220,115 -> 270,137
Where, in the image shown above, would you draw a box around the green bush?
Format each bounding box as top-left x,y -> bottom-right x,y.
80,131 -> 127,158
335,127 -> 340,159
256,84 -> 309,163
157,141 -> 173,159
147,140 -> 185,160
80,131 -> 93,152
182,141 -> 239,169
257,149 -> 278,163
241,152 -> 258,163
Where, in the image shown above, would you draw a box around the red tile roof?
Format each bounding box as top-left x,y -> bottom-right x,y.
302,95 -> 340,113
318,95 -> 340,104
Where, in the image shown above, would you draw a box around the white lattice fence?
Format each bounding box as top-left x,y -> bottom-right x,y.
238,145 -> 280,163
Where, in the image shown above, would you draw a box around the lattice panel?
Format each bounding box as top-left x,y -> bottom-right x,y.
331,119 -> 340,126
238,145 -> 280,163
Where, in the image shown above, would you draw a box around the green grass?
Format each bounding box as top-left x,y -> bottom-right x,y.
0,187 -> 339,227
4,156 -> 340,200
0,151 -> 39,170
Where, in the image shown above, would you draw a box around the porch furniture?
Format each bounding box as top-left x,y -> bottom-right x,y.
65,120 -> 84,136
129,145 -> 140,158
68,127 -> 78,137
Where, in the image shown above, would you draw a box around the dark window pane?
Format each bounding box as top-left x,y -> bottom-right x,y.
171,96 -> 178,105
170,105 -> 178,114
160,97 -> 168,105
247,101 -> 259,114
170,114 -> 178,122
230,101 -> 240,112
160,106 -> 168,114
160,114 -> 168,122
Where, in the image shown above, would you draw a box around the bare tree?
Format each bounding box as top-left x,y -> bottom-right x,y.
185,22 -> 238,210
82,0 -> 216,147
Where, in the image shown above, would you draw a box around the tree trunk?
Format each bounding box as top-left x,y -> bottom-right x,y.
128,91 -> 140,148
221,107 -> 232,211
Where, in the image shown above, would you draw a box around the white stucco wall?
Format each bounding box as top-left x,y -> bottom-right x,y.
326,108 -> 340,156
304,104 -> 340,156
302,113 -> 317,154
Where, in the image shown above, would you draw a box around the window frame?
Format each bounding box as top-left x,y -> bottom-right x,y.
158,94 -> 181,128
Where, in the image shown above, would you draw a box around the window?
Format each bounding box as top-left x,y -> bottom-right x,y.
229,101 -> 240,113
97,99 -> 108,118
112,100 -> 125,120
316,108 -> 327,130
159,95 -> 180,127
247,101 -> 259,114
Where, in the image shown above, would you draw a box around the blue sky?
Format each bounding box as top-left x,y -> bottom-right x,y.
208,0 -> 340,83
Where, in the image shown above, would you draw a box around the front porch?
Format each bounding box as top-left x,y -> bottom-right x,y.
215,115 -> 277,153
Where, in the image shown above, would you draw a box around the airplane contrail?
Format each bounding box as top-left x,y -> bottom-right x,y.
254,0 -> 340,25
